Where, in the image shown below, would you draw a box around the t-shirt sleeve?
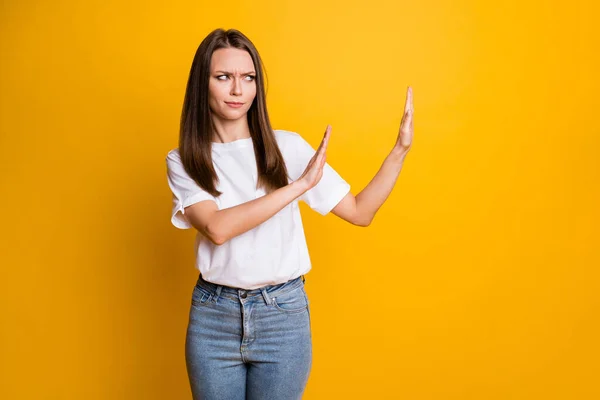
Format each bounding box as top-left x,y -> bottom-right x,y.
165,150 -> 218,229
286,132 -> 351,216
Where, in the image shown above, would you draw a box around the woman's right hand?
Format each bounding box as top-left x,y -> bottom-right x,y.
297,125 -> 331,192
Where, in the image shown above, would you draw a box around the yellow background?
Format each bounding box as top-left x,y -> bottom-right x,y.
1,0 -> 599,398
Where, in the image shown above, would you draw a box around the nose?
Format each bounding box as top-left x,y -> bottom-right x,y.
230,77 -> 242,96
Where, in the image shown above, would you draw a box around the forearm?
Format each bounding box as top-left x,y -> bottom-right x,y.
355,147 -> 408,224
207,180 -> 308,244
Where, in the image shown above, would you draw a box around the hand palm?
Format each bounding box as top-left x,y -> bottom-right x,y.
299,125 -> 330,189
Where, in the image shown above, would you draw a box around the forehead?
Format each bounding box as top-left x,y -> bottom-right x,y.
210,48 -> 255,73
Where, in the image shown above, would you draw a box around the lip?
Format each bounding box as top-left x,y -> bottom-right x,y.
225,101 -> 244,108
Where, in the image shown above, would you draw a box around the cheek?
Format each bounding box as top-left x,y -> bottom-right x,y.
207,89 -> 223,115
207,95 -> 218,114
208,83 -> 222,101
245,84 -> 257,100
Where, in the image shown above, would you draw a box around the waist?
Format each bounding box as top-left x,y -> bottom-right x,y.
196,273 -> 306,299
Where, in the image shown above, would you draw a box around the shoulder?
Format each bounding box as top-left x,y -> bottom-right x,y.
273,129 -> 310,150
165,148 -> 181,163
273,129 -> 309,158
273,129 -> 301,142
273,129 -> 316,174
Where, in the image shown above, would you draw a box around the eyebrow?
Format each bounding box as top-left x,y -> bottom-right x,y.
214,70 -> 256,75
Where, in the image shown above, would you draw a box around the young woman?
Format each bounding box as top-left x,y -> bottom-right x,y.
166,28 -> 414,400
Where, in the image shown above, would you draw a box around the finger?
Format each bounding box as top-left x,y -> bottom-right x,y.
409,90 -> 414,129
319,152 -> 327,169
315,139 -> 327,163
404,86 -> 411,114
400,108 -> 409,125
317,145 -> 327,167
322,130 -> 330,152
317,125 -> 331,154
404,86 -> 414,115
404,108 -> 413,128
321,125 -> 331,149
315,126 -> 326,154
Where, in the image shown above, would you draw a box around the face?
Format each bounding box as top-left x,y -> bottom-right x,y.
208,47 -> 257,121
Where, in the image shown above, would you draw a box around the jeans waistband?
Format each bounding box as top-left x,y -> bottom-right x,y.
195,274 -> 306,305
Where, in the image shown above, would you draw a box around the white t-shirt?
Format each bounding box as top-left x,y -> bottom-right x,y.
165,129 -> 351,289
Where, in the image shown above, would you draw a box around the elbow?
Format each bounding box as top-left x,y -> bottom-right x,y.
203,223 -> 228,246
351,205 -> 373,227
354,216 -> 372,227
209,234 -> 227,246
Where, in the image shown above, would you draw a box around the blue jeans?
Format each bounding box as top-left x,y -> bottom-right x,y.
185,274 -> 312,400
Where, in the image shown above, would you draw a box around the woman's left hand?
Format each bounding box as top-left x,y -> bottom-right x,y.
394,86 -> 414,154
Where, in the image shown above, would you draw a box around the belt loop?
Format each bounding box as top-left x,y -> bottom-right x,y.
213,285 -> 223,302
260,287 -> 273,305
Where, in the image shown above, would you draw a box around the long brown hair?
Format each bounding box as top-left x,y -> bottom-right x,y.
179,28 -> 289,197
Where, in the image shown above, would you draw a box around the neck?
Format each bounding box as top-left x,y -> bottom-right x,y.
210,115 -> 251,143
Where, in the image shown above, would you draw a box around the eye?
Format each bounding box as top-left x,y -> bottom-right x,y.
216,75 -> 228,81
245,75 -> 256,81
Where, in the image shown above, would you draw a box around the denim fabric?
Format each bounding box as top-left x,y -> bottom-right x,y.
185,274 -> 312,400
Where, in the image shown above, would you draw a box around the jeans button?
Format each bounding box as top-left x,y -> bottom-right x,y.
240,291 -> 247,299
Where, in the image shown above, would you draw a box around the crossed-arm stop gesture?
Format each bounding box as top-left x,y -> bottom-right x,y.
183,88 -> 412,243
299,84 -> 413,194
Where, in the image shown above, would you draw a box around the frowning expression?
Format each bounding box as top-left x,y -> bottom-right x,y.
208,47 -> 257,121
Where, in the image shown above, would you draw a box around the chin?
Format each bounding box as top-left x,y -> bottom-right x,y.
224,107 -> 249,115
220,111 -> 248,121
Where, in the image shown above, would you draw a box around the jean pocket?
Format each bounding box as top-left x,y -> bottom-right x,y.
191,286 -> 213,307
272,287 -> 308,314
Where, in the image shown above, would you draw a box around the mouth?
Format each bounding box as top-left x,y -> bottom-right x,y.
225,101 -> 244,106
